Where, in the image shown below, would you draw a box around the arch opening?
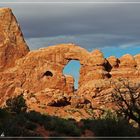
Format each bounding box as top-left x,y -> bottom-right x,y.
43,71 -> 53,77
63,60 -> 81,90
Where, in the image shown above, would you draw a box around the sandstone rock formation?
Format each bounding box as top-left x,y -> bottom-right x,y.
135,54 -> 140,69
0,8 -> 140,120
0,8 -> 29,71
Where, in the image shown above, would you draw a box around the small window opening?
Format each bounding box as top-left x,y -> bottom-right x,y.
43,71 -> 53,77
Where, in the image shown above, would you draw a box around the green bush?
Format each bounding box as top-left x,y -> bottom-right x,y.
0,123 -> 3,135
44,117 -> 81,136
24,121 -> 37,130
56,119 -> 81,136
82,111 -> 138,136
2,113 -> 38,137
25,111 -> 45,125
25,111 -> 81,136
5,94 -> 27,114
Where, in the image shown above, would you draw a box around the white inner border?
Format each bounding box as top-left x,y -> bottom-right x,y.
0,2 -> 140,4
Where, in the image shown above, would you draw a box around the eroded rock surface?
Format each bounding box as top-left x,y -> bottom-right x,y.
0,8 -> 29,71
0,8 -> 140,120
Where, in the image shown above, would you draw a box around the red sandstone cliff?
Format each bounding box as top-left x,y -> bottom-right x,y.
0,8 -> 29,71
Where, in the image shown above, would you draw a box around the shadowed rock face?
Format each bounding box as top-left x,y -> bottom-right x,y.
0,8 -> 140,111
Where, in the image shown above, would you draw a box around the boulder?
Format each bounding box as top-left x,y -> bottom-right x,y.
119,54 -> 136,68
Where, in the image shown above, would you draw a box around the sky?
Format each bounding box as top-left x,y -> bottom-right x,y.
0,0 -> 140,88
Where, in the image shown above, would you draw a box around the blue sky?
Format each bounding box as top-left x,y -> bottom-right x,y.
63,60 -> 81,89
0,1 -> 140,88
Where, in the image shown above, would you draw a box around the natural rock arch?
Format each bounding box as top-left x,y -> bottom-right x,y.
14,44 -> 109,94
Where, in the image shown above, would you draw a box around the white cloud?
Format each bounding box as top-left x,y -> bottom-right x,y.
120,42 -> 140,48
25,33 -> 139,51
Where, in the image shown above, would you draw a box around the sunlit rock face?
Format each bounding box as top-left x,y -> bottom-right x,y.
0,8 -> 29,71
0,8 -> 140,113
134,54 -> 140,69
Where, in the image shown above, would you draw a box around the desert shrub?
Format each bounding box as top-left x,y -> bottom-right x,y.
2,112 -> 38,137
24,121 -> 37,130
5,94 -> 27,114
4,124 -> 40,137
25,111 -> 45,125
0,123 -> 3,135
26,111 -> 81,136
59,120 -> 81,136
0,108 -> 12,135
44,117 -> 81,136
0,98 -> 41,137
44,117 -> 56,131
0,109 -> 9,118
82,111 -> 138,136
